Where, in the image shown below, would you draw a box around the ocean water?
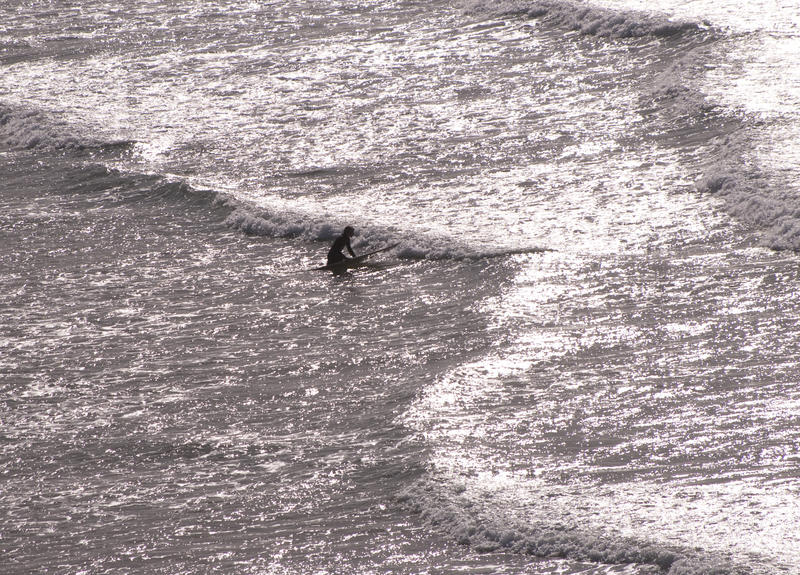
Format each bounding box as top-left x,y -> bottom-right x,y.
2,1 -> 800,574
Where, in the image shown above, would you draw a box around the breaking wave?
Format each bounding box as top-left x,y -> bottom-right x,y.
640,46 -> 800,251
225,205 -> 549,261
0,101 -> 135,152
696,128 -> 800,251
397,477 -> 747,575
462,0 -> 710,39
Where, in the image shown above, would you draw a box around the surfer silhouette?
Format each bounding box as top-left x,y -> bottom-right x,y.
327,226 -> 356,266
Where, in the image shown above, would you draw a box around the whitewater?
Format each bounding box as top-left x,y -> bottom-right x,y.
2,1 -> 800,574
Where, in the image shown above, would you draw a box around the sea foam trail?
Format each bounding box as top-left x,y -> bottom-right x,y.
462,0 -> 708,39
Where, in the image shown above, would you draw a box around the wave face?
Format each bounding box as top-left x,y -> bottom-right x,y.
3,1 -> 800,574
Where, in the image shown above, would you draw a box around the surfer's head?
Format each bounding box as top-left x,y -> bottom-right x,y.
343,225 -> 355,237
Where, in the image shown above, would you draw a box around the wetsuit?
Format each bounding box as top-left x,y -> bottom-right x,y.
327,233 -> 355,266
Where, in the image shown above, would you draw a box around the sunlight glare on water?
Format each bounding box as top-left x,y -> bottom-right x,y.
4,1 -> 800,574
405,234 -> 800,573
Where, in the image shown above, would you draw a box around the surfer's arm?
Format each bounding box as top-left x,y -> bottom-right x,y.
345,238 -> 356,258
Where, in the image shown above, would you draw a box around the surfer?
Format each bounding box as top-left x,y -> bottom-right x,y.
327,226 -> 357,266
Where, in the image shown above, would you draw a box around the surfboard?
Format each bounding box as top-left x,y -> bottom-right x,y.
314,243 -> 399,272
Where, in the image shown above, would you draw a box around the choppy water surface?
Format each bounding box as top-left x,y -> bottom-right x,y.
2,1 -> 800,574
2,151 -> 511,573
